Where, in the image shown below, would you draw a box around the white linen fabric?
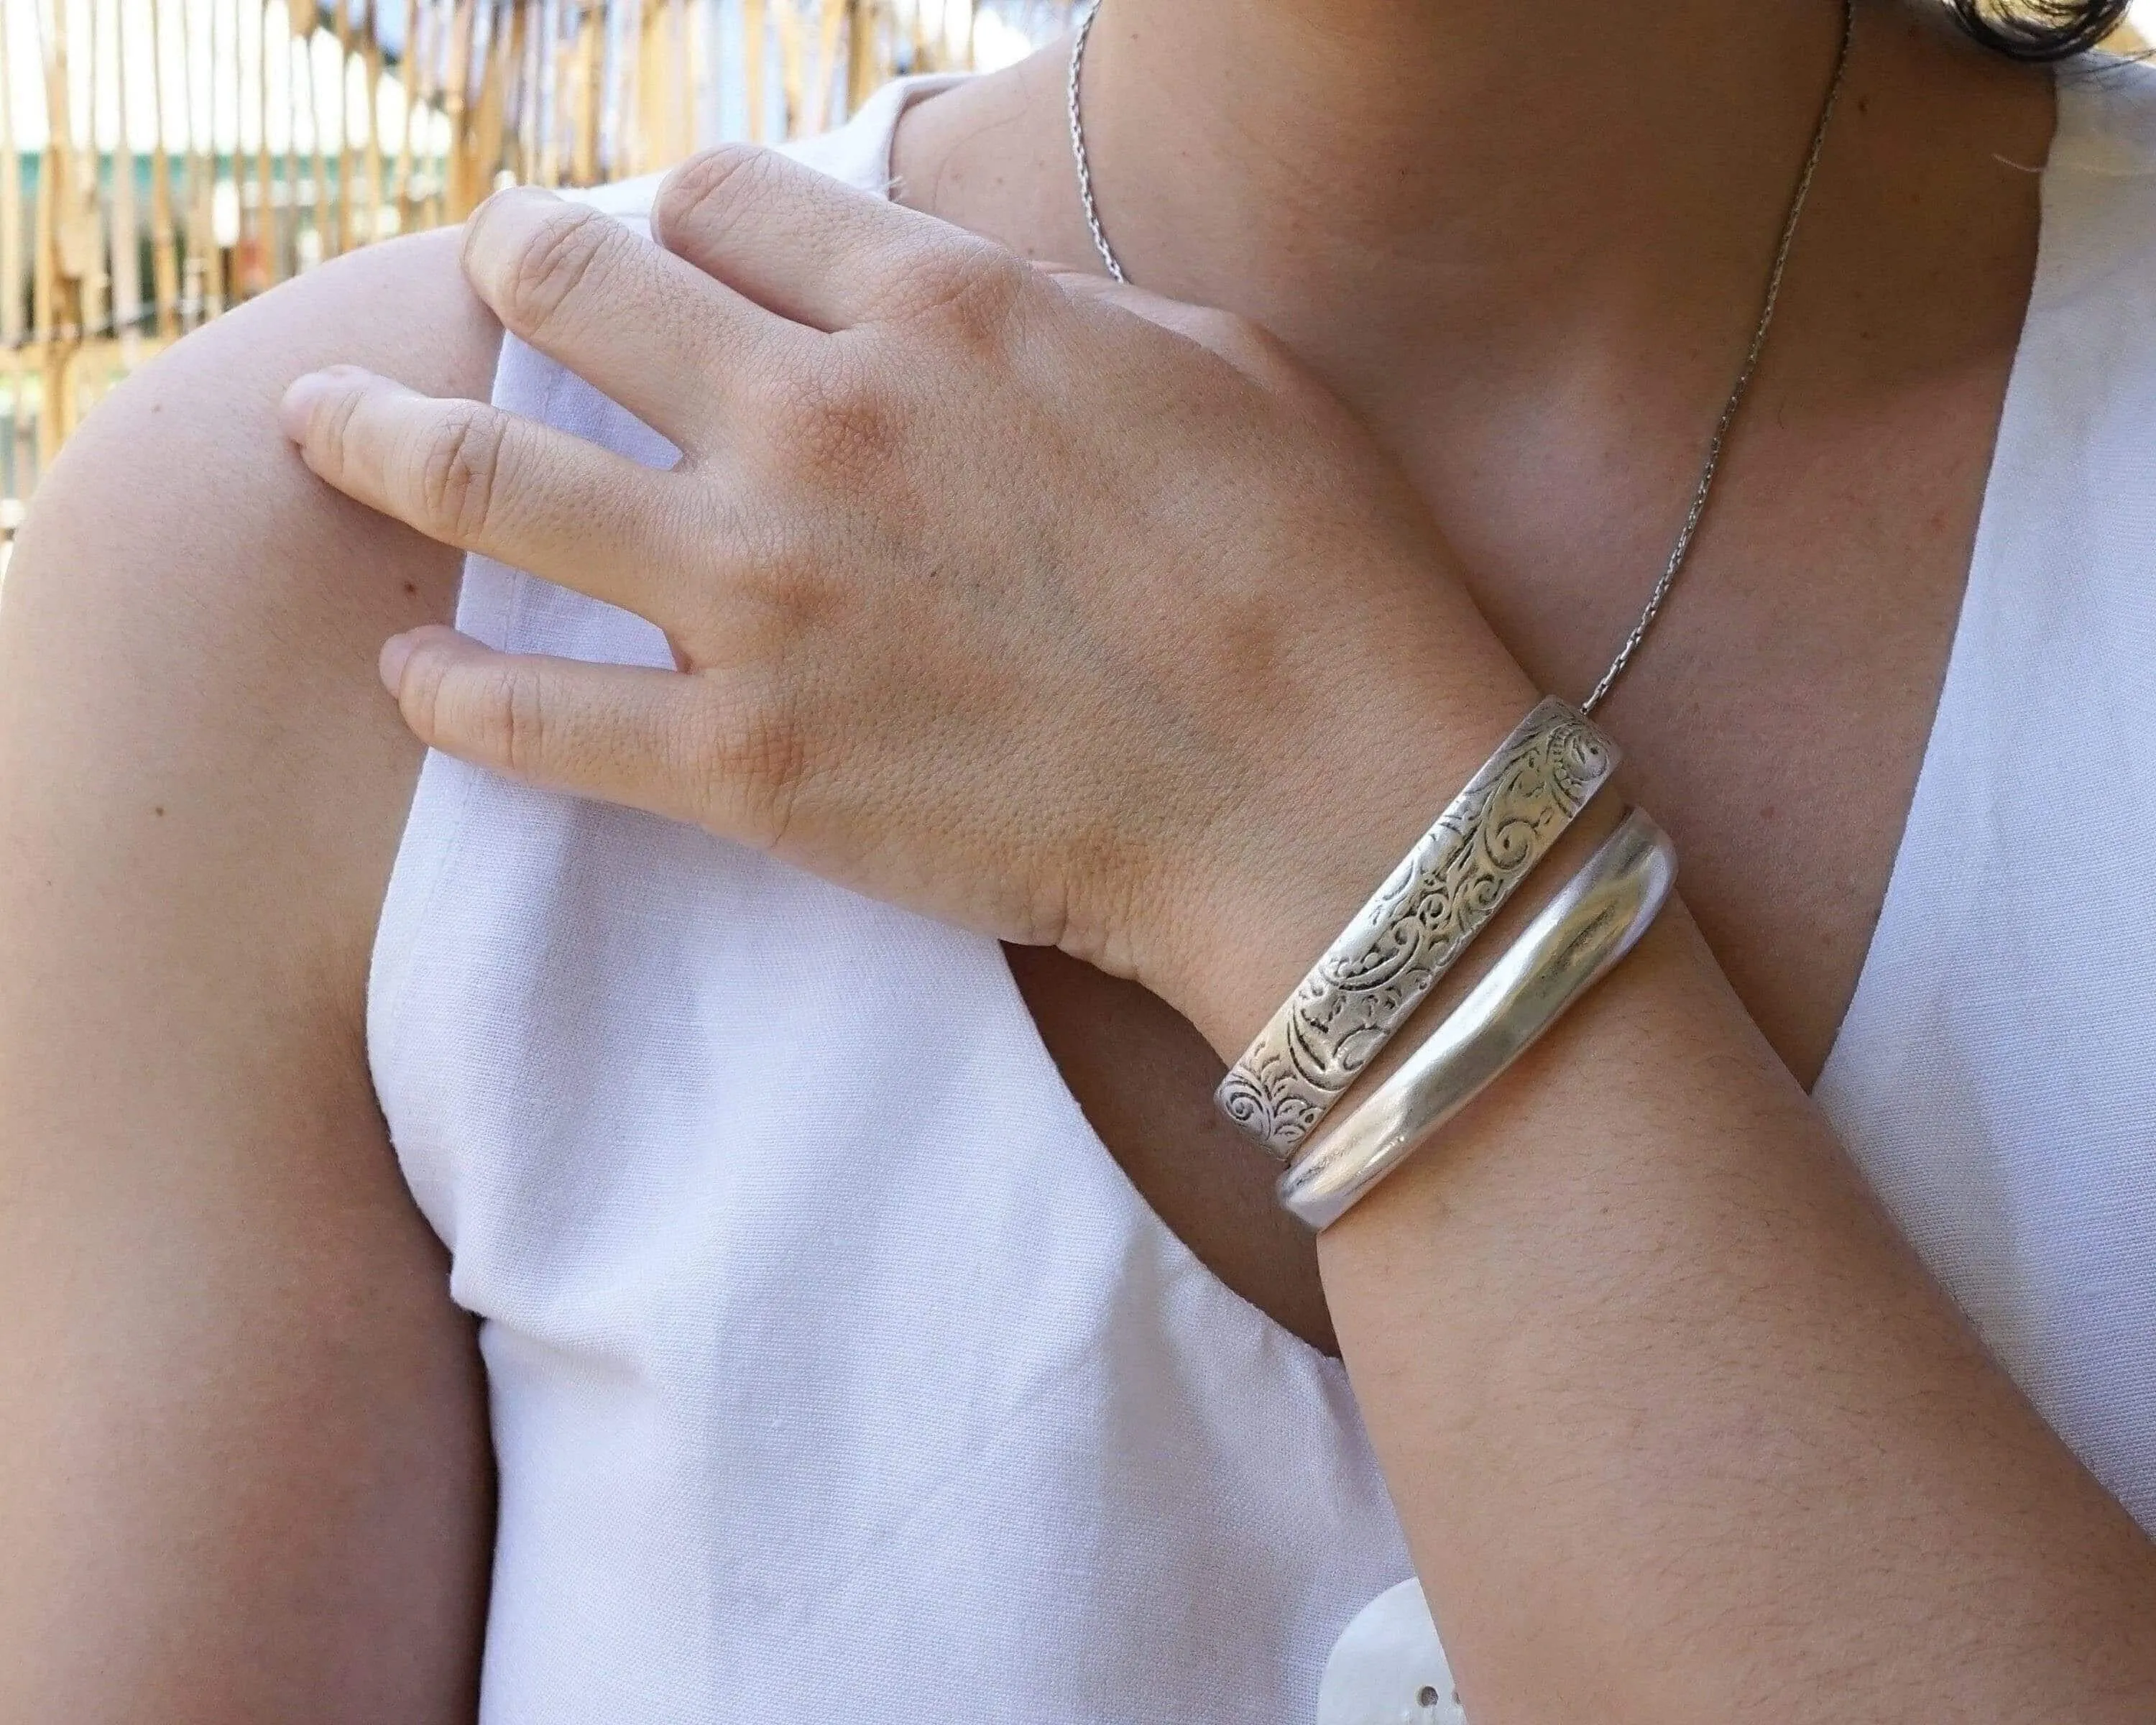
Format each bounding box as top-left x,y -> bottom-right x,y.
1813,57 -> 2156,1534
370,62 -> 2156,1723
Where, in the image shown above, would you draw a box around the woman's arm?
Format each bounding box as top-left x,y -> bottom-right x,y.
0,231 -> 498,1719
1304,908 -> 2156,1720
282,154 -> 2156,1721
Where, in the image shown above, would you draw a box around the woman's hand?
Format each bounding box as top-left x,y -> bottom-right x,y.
270,144 -> 2156,1725
277,146 -> 1535,1050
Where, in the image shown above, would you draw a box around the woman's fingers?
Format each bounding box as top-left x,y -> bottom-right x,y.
280,365 -> 694,620
651,143 -> 1023,332
459,187 -> 817,448
382,626 -> 803,844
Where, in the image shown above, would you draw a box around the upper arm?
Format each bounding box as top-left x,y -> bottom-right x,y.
0,229 -> 503,1721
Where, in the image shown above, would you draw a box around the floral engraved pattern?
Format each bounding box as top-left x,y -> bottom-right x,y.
1216,698 -> 1617,1159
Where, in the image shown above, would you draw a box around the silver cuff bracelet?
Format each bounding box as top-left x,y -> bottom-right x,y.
1215,696 -> 1618,1161
1276,806 -> 1677,1231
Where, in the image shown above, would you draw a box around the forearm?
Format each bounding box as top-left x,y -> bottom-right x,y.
1314,901 -> 2156,1719
263,147 -> 2156,1713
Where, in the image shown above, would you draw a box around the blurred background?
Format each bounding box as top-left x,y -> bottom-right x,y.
0,0 -> 1074,571
0,0 -> 2150,575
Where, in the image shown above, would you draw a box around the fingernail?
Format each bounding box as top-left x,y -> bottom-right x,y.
379,631 -> 418,696
277,369 -> 341,441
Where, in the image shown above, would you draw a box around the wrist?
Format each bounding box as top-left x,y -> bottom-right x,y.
1150,648 -> 1552,1064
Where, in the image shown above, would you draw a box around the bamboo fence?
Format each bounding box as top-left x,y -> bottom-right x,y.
0,0 -> 1071,549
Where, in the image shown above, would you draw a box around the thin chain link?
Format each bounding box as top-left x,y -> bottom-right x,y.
1066,0 -> 1856,715
1067,1 -> 1125,282
1577,0 -> 1856,713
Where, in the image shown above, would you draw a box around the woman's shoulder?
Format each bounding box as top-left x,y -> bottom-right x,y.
11,225 -> 498,961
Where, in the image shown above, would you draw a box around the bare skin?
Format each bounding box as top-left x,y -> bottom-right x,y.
0,231 -> 495,1719
905,0 -> 2047,1352
6,0 -> 2154,1719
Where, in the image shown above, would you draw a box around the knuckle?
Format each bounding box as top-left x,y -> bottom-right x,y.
773,359 -> 901,479
889,244 -> 1032,345
410,405 -> 507,542
742,540 -> 841,639
305,382 -> 369,478
702,507 -> 837,641
393,637 -> 459,745
653,142 -> 783,247
443,658 -> 545,774
395,641 -> 552,780
497,667 -> 551,778
695,675 -> 812,848
497,203 -> 624,339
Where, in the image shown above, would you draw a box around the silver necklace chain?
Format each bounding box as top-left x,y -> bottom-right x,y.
1066,0 -> 1856,716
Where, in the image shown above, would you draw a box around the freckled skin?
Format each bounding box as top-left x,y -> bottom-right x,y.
896,2 -> 2046,1351
9,3 -> 2156,1720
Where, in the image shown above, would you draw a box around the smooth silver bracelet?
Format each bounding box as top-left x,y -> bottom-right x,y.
1216,697 -> 1618,1162
1277,806 -> 1677,1230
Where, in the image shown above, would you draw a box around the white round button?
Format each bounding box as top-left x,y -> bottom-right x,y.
1314,1578 -> 1466,1725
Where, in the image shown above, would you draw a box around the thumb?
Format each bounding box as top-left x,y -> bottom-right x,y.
380,625 -> 745,833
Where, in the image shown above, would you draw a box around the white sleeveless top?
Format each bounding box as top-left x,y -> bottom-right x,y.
371,63 -> 2156,1723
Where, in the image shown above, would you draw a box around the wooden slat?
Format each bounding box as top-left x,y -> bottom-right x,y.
109,0 -> 144,339
256,0 -> 279,282
361,24 -> 384,241
191,0 -> 225,313
808,0 -> 844,136
174,0 -> 207,300
774,0 -> 801,137
32,0 -> 75,461
392,0 -> 419,225
0,0 -> 944,510
568,0 -> 599,184
0,6 -> 27,515
334,0 -> 357,252
79,0 -> 111,345
843,0 -> 879,117
147,0 -> 180,334
441,0 -> 474,209
742,0 -> 763,142
299,3 -> 333,261
210,0 -> 236,308
636,0 -> 678,174
469,0 -> 511,193
688,0 -> 712,159
280,0 -> 305,263
1,0 -> 27,350
673,0 -> 694,160
2,345 -> 27,510
544,9 -> 568,186
508,0 -> 539,185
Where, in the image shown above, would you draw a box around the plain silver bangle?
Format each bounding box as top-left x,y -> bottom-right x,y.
1216,697 -> 1619,1162
1276,806 -> 1677,1230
